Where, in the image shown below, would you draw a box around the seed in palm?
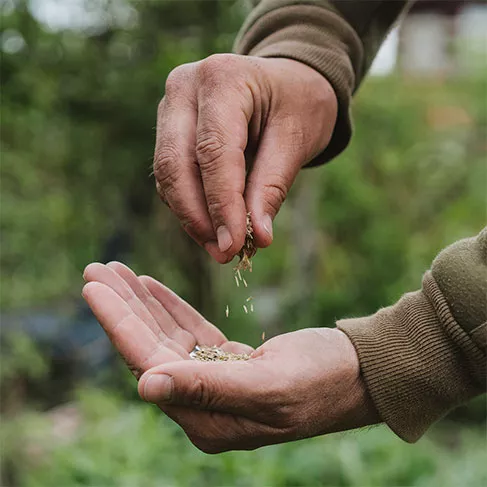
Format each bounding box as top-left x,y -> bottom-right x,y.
190,345 -> 250,362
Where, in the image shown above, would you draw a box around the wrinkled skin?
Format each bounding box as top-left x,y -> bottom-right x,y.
83,262 -> 379,454
153,55 -> 337,263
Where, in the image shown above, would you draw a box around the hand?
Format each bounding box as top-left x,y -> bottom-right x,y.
154,54 -> 337,263
82,262 -> 379,453
82,261 -> 253,379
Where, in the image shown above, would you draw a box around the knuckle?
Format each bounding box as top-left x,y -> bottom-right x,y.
197,55 -> 249,100
197,54 -> 232,80
196,130 -> 226,167
206,199 -> 227,217
165,64 -> 192,96
153,144 -> 182,189
186,375 -> 210,408
205,192 -> 239,225
262,176 -> 289,215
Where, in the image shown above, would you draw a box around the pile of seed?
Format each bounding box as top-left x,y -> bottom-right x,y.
190,345 -> 250,362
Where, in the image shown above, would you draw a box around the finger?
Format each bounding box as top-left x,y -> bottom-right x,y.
139,275 -> 226,348
83,263 -> 187,358
82,282 -> 181,377
138,359 -> 282,419
84,263 -> 161,337
244,125 -> 304,249
154,69 -> 228,263
106,262 -> 196,352
195,58 -> 251,258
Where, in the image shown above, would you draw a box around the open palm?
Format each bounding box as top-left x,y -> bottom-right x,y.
82,262 -> 253,379
83,261 -> 376,453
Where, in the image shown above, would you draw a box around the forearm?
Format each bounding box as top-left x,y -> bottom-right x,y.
235,0 -> 412,164
337,228 -> 487,442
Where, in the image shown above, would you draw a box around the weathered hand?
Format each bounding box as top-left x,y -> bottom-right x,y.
154,55 -> 337,263
83,262 -> 379,453
138,327 -> 379,453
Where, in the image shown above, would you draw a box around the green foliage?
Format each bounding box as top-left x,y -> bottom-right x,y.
1,1 -> 486,485
1,0 -> 242,311
0,332 -> 48,383
1,1 -> 485,324
2,388 -> 485,487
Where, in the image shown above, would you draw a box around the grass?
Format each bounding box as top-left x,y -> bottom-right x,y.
2,388 -> 486,487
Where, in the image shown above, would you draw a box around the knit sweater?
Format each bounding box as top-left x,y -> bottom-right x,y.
234,0 -> 486,442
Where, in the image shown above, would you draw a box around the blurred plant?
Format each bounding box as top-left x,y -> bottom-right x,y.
0,1 -> 485,484
1,387 -> 485,487
0,332 -> 48,384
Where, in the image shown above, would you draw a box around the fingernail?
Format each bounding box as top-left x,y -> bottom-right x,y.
216,226 -> 233,252
263,215 -> 273,239
143,374 -> 173,403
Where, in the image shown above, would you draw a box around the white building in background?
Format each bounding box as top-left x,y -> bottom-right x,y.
455,4 -> 487,74
370,1 -> 487,77
370,27 -> 400,76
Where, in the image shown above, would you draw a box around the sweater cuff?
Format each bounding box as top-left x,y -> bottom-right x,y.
234,4 -> 363,165
337,272 -> 485,443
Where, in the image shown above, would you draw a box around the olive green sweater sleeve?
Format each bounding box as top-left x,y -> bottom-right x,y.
234,0 -> 412,164
337,228 -> 487,443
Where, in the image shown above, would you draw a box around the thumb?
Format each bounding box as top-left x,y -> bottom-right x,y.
138,360 -> 264,414
245,129 -> 305,249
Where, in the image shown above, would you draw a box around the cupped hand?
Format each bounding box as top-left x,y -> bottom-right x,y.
82,261 -> 252,379
154,54 -> 337,263
83,262 -> 379,453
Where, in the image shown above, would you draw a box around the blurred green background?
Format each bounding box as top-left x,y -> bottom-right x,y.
1,1 -> 486,486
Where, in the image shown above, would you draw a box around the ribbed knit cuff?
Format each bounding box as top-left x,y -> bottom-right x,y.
234,4 -> 363,165
337,272 -> 485,443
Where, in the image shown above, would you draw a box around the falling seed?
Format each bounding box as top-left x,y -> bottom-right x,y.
242,278 -> 248,287
261,331 -> 265,341
246,296 -> 253,302
225,305 -> 229,318
237,269 -> 242,281
243,305 -> 248,314
250,303 -> 254,312
234,275 -> 240,287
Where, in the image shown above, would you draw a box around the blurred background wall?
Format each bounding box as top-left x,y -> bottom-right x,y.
1,1 -> 486,486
